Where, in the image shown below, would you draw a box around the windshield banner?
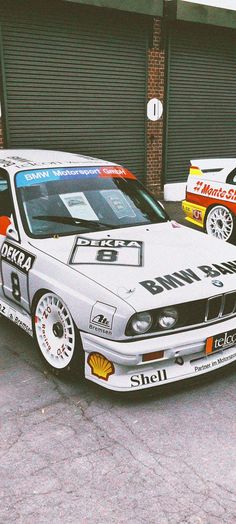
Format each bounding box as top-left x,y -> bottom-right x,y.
16,166 -> 136,187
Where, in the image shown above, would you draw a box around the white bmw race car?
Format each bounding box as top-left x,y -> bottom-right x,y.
182,159 -> 236,242
0,149 -> 236,392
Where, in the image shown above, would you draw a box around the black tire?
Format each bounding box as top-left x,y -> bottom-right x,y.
32,291 -> 84,377
205,205 -> 236,242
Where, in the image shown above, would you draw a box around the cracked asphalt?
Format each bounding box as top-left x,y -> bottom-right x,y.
0,203 -> 236,524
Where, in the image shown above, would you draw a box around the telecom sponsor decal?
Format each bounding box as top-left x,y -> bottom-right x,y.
89,302 -> 116,335
190,178 -> 236,202
16,166 -> 136,187
1,242 -> 35,274
206,328 -> 236,353
139,259 -> 236,295
70,237 -> 143,266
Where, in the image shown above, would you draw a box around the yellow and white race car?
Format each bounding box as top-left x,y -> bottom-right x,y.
182,159 -> 236,242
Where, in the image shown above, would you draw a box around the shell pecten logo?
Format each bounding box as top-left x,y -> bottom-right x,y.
87,352 -> 115,381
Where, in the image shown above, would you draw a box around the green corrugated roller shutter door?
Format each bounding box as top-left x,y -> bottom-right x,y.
165,22 -> 236,183
0,1 -> 148,180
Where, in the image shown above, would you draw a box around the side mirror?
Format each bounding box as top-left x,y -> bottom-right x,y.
6,225 -> 19,242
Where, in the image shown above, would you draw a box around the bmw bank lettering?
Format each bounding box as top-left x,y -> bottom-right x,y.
140,259 -> 236,295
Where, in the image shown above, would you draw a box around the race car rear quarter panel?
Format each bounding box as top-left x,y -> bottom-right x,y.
185,174 -> 236,215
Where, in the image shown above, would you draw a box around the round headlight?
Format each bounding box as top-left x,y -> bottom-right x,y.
158,307 -> 178,329
130,312 -> 153,335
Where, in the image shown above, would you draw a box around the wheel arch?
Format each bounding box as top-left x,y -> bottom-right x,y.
31,288 -> 51,314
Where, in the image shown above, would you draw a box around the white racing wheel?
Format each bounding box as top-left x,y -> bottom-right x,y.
33,291 -> 83,374
205,205 -> 235,242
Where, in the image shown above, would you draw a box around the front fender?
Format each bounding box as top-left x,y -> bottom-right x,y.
29,253 -> 135,340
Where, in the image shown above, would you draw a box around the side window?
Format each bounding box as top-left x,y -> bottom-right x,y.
0,171 -> 16,237
226,168 -> 236,185
0,173 -> 13,217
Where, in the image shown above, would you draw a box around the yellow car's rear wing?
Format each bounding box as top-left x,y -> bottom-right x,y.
189,165 -> 203,176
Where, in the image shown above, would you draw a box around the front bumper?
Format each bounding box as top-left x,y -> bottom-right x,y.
182,200 -> 206,228
81,316 -> 236,391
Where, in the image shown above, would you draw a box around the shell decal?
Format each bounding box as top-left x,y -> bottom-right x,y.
87,352 -> 115,381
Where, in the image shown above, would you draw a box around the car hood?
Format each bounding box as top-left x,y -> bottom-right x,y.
29,221 -> 236,311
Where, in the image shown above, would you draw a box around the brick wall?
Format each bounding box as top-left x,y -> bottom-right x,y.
146,18 -> 165,197
0,118 -> 3,148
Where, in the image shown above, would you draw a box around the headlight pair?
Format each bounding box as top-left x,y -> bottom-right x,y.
128,307 -> 178,335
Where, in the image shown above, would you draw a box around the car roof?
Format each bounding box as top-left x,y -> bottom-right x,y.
0,149 -> 117,176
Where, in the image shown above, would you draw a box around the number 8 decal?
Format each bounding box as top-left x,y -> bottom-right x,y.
11,272 -> 21,302
96,249 -> 118,262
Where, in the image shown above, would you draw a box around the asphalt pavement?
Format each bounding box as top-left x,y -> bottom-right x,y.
161,200 -> 195,228
0,201 -> 236,524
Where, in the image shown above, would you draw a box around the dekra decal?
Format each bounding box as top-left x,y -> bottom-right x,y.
1,241 -> 35,274
140,260 -> 236,295
76,238 -> 142,248
70,237 -> 143,267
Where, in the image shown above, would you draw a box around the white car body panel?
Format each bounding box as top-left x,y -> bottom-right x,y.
29,223 -> 236,311
0,149 -> 236,391
191,158 -> 236,182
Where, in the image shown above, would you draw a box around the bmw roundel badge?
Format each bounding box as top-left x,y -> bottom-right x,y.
212,280 -> 224,288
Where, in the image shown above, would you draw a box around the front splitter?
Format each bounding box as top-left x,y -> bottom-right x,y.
84,344 -> 236,391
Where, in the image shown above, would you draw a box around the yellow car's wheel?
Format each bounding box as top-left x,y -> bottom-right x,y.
205,205 -> 235,242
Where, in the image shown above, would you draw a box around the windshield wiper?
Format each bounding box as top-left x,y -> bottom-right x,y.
33,215 -> 114,229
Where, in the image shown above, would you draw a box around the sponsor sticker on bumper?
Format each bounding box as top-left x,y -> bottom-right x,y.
85,342 -> 236,391
206,328 -> 236,354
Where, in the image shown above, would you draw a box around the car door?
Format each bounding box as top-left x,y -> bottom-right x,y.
0,170 -> 34,313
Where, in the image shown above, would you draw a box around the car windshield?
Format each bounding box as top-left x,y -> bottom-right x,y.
15,166 -> 169,238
